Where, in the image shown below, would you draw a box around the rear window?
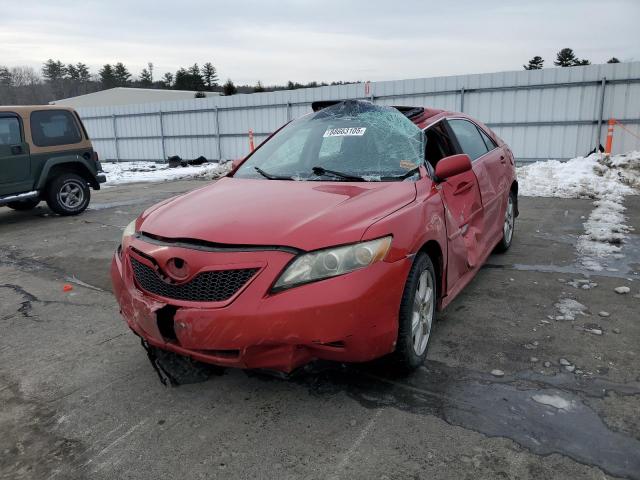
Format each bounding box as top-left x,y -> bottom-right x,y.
30,110 -> 82,147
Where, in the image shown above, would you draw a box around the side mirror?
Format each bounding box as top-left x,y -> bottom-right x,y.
435,154 -> 472,181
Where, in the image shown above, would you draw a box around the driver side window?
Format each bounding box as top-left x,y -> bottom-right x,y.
424,122 -> 457,169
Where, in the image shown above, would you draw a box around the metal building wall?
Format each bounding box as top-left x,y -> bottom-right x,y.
77,62 -> 640,163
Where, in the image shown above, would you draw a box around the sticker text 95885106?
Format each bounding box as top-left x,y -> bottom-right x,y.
323,127 -> 366,138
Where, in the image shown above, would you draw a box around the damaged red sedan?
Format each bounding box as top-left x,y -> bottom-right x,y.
111,100 -> 518,375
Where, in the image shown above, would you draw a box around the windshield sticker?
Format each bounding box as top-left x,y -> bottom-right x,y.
323,127 -> 366,138
399,160 -> 416,170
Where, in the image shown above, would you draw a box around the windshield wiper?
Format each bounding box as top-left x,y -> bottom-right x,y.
311,166 -> 366,182
380,167 -> 421,181
254,166 -> 293,180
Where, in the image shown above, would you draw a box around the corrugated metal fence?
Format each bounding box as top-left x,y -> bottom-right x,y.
77,62 -> 640,164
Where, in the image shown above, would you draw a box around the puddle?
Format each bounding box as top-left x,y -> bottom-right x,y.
269,361 -> 640,479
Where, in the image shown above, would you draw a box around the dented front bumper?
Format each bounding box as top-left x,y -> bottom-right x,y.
111,238 -> 411,373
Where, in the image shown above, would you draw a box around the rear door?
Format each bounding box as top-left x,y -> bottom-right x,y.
447,118 -> 504,254
424,121 -> 484,292
0,113 -> 31,196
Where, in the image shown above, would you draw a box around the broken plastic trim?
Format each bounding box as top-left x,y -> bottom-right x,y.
135,232 -> 303,255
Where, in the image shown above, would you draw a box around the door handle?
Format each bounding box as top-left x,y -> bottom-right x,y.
453,181 -> 473,195
500,155 -> 506,164
11,145 -> 23,155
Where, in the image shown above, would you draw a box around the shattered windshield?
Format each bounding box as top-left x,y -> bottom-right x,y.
233,100 -> 425,181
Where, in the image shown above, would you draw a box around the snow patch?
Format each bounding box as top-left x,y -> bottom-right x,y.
102,161 -> 231,186
554,298 -> 587,320
531,394 -> 575,411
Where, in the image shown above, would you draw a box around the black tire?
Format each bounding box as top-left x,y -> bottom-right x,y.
7,198 -> 40,211
45,172 -> 90,216
495,190 -> 516,253
390,252 -> 437,372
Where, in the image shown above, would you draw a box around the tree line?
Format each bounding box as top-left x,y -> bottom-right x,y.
0,59 -> 362,105
0,50 -> 627,105
524,48 -> 620,70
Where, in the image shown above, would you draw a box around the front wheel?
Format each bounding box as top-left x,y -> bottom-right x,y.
7,198 -> 40,211
390,252 -> 437,371
45,173 -> 91,216
495,190 -> 516,253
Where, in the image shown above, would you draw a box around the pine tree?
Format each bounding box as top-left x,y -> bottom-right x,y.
99,64 -> 117,88
113,62 -> 131,86
188,63 -> 204,91
254,81 -> 265,93
223,79 -> 237,95
201,62 -> 218,90
554,48 -> 577,67
42,59 -> 66,82
173,68 -> 189,90
573,58 -> 591,66
76,63 -> 90,82
162,72 -> 174,88
139,68 -> 153,86
607,57 -> 620,64
66,64 -> 79,80
0,66 -> 12,87
523,56 -> 544,70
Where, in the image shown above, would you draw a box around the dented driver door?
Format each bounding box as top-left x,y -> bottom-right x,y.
437,162 -> 484,294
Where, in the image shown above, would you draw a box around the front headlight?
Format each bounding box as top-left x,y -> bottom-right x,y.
272,236 -> 392,292
121,219 -> 137,245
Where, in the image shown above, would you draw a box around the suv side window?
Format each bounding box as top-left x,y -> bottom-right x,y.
447,119 -> 488,161
30,110 -> 82,147
0,116 -> 22,146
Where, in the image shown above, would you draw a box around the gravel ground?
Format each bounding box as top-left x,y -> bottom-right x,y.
1,180 -> 639,480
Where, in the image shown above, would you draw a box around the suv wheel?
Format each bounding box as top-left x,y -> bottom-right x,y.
46,173 -> 90,216
7,198 -> 40,211
390,252 -> 437,372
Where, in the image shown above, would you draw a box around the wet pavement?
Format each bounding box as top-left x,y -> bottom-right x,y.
1,180 -> 639,480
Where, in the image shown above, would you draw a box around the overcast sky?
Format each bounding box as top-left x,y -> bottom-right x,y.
2,0 -> 639,85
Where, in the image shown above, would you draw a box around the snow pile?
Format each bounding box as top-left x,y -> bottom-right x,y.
518,152 -> 639,270
102,161 -> 231,186
517,152 -> 638,199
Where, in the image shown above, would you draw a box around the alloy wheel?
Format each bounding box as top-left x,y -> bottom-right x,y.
503,195 -> 515,245
411,269 -> 434,356
57,180 -> 85,209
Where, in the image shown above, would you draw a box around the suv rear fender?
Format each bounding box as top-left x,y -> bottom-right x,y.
35,155 -> 101,191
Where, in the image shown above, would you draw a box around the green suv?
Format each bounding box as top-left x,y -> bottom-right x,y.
0,105 -> 106,215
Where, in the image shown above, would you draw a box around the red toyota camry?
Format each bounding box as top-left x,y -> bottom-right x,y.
111,100 -> 517,375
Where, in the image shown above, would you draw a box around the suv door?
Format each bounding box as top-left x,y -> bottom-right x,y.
0,113 -> 31,196
447,119 -> 505,252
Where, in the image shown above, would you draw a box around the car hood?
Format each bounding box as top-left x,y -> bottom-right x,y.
139,177 -> 417,251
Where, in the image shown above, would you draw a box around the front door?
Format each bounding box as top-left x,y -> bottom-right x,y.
438,164 -> 484,293
0,114 -> 31,196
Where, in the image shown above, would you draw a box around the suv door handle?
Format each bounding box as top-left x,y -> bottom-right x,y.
10,145 -> 23,155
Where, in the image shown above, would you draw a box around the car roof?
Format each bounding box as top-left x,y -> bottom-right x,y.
0,105 -> 78,115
